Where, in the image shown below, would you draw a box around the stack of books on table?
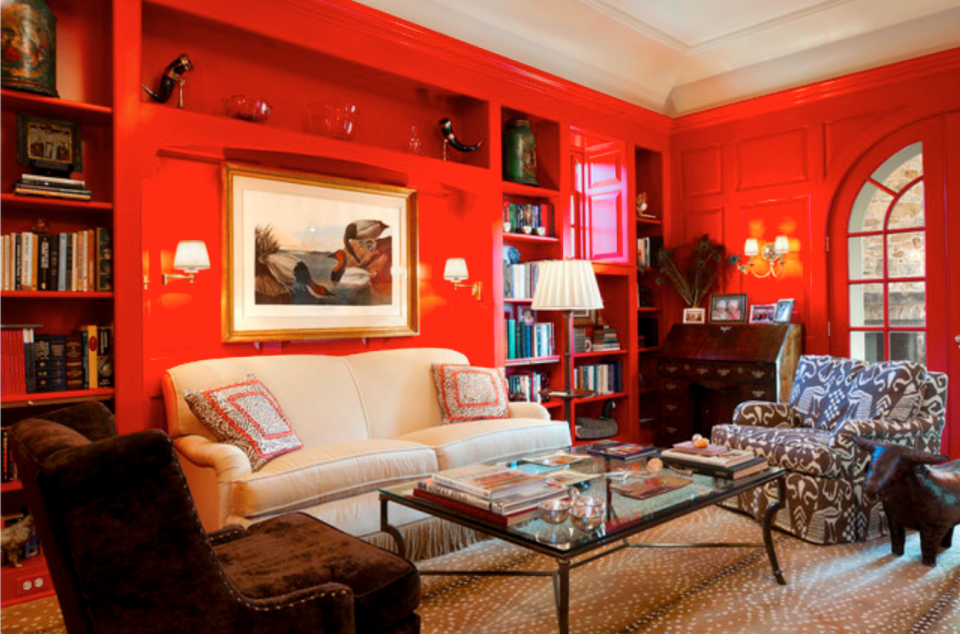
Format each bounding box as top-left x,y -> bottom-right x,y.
586,441 -> 658,461
660,441 -> 768,479
14,174 -> 92,201
414,464 -> 567,526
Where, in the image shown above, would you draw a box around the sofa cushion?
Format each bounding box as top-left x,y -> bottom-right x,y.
215,513 -> 420,634
788,355 -> 868,430
231,439 -> 438,519
184,378 -> 302,471
399,418 -> 572,470
712,423 -> 864,479
432,364 -> 510,424
839,361 -> 925,427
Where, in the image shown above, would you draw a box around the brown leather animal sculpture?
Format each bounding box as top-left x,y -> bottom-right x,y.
855,437 -> 960,566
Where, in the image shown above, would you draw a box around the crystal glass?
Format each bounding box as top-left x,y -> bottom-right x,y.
221,95 -> 272,121
307,101 -> 358,140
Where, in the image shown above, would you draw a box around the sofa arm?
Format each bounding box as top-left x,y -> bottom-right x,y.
732,401 -> 801,428
830,412 -> 940,449
174,434 -> 252,480
508,401 -> 550,421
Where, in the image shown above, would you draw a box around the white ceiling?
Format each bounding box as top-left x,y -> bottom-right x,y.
351,0 -> 960,116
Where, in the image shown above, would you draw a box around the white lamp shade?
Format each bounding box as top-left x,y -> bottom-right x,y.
173,240 -> 210,272
774,235 -> 790,254
743,238 -> 760,257
443,257 -> 469,282
531,260 -> 604,311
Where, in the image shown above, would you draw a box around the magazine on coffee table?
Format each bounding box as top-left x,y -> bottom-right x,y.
586,441 -> 658,461
610,474 -> 692,500
520,451 -> 593,468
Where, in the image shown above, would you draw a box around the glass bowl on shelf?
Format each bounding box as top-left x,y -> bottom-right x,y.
306,101 -> 358,140
222,95 -> 272,122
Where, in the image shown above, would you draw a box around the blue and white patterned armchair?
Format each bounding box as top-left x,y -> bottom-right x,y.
711,355 -> 948,545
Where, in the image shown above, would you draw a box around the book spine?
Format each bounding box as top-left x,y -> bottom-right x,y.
97,325 -> 113,387
37,234 -> 50,291
96,227 -> 112,291
14,234 -> 22,290
80,325 -> 98,389
57,232 -> 67,291
33,334 -> 51,392
64,334 -> 84,390
417,480 -> 493,511
23,328 -> 35,393
20,173 -> 87,187
86,229 -> 95,293
430,474 -> 498,500
14,185 -> 93,199
660,455 -> 759,477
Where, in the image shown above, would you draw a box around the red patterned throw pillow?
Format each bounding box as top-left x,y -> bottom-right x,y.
432,363 -> 510,424
183,377 -> 302,471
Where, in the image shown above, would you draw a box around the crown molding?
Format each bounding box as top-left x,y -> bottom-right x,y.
672,46 -> 960,133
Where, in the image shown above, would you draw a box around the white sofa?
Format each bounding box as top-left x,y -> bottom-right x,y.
163,348 -> 571,558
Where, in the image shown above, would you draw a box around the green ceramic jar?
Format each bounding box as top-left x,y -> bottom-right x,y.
503,119 -> 538,186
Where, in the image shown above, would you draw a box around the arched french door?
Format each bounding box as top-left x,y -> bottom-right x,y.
829,115 -> 959,457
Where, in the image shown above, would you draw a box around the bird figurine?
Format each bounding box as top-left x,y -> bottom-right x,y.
1,515 -> 34,568
343,220 -> 388,263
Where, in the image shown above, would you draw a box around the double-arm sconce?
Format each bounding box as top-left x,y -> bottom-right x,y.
443,257 -> 482,301
163,240 -> 210,284
734,235 -> 790,279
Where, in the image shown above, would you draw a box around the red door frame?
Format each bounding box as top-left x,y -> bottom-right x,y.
828,116 -> 955,456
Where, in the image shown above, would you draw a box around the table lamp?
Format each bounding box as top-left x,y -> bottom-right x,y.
531,259 -> 604,424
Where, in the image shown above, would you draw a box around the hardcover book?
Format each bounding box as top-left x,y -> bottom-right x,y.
431,464 -> 548,501
586,441 -> 658,461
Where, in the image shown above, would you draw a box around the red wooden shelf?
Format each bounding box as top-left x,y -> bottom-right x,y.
592,262 -> 633,276
505,355 -> 561,366
1,481 -> 23,494
636,216 -> 662,225
574,391 -> 628,405
502,232 -> 560,244
636,306 -> 660,313
1,388 -> 115,409
502,181 -> 560,198
573,349 -> 627,359
1,89 -> 112,124
637,346 -> 662,354
1,291 -> 113,299
1,194 -> 114,214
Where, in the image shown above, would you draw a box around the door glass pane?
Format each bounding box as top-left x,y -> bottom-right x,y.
887,182 -> 924,230
849,183 -> 892,232
871,143 -> 923,191
850,331 -> 884,362
887,231 -> 925,278
889,331 -> 926,365
847,235 -> 883,280
888,282 -> 925,326
849,283 -> 883,327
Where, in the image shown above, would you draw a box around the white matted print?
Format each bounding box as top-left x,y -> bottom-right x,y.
748,304 -> 776,324
682,308 -> 706,324
224,164 -> 418,342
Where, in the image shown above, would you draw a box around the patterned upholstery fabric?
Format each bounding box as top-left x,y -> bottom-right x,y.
840,361 -> 925,425
184,378 -> 303,471
788,355 -> 868,430
431,364 -> 510,425
713,355 -> 948,545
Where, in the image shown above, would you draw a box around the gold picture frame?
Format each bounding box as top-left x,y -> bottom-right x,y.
223,164 -> 419,342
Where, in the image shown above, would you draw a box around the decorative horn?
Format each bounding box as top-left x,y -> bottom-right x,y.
438,118 -> 482,152
142,54 -> 194,103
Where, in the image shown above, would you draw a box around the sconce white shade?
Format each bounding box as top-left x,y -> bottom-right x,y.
774,235 -> 790,255
173,240 -> 210,272
531,260 -> 604,311
743,238 -> 760,257
443,257 -> 469,283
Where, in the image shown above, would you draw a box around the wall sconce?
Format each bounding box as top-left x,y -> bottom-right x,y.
443,257 -> 482,301
735,235 -> 789,279
163,240 -> 210,284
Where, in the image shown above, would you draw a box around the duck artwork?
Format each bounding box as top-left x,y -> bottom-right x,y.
254,220 -> 392,306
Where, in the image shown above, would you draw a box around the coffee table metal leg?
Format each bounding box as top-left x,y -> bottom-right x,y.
555,558 -> 571,634
380,497 -> 407,559
761,477 -> 787,585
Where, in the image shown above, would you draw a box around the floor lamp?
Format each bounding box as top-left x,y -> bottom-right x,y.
531,259 -> 605,426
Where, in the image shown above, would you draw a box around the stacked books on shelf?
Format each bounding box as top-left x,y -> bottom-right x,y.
2,428 -> 18,484
14,174 -> 92,201
637,236 -> 663,270
503,201 -> 551,236
573,327 -> 590,353
591,319 -> 620,351
505,315 -> 555,360
660,441 -> 769,479
1,228 -> 113,291
504,260 -> 544,299
506,371 -> 549,403
586,441 -> 658,461
414,464 -> 567,526
574,361 -> 622,394
0,324 -> 113,395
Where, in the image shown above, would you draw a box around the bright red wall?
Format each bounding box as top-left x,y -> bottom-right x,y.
122,0 -> 670,429
670,49 -> 960,455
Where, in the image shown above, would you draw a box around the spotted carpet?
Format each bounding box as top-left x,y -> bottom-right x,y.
2,506 -> 958,634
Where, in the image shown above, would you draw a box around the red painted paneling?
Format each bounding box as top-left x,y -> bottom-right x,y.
735,128 -> 809,191
823,109 -> 897,170
681,147 -> 722,199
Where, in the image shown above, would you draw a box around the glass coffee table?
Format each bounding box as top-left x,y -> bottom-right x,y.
379,451 -> 786,634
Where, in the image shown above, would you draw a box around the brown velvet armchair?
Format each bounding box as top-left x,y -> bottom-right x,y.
711,355 -> 948,545
9,402 -> 420,634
